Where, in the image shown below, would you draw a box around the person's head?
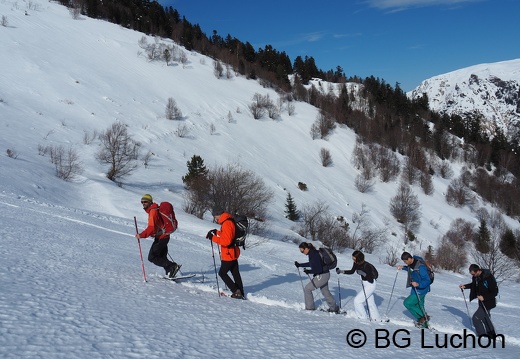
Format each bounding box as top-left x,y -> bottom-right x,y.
352,250 -> 365,264
298,242 -> 315,255
141,194 -> 153,210
211,205 -> 224,220
469,264 -> 482,277
401,251 -> 414,266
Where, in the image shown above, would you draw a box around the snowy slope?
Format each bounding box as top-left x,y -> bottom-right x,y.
1,2 -> 520,357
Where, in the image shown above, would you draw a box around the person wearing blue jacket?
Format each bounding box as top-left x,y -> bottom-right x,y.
397,251 -> 431,327
295,242 -> 339,313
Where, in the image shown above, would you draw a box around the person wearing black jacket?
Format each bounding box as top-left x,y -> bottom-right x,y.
295,242 -> 339,312
459,264 -> 499,338
337,250 -> 381,321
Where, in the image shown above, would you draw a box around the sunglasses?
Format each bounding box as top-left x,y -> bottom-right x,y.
141,201 -> 150,204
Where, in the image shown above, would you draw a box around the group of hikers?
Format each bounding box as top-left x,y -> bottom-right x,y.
135,194 -> 499,339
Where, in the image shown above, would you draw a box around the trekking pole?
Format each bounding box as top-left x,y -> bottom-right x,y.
480,301 -> 497,335
133,216 -> 147,282
460,287 -> 473,328
413,286 -> 429,325
337,276 -> 342,309
297,267 -> 305,292
361,280 -> 372,320
210,241 -> 221,297
385,270 -> 399,317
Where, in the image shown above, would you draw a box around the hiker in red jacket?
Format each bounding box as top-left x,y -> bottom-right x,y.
135,194 -> 180,278
206,206 -> 244,299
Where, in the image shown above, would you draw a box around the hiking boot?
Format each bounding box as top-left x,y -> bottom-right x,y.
230,289 -> 244,299
168,263 -> 181,279
328,307 -> 340,314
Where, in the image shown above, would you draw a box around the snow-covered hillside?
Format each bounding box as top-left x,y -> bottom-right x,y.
1,2 -> 520,357
409,59 -> 520,140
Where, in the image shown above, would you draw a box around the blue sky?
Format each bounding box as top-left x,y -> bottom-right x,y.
158,0 -> 519,92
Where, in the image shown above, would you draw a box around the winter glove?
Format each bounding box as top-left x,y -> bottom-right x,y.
303,269 -> 311,275
336,268 -> 341,274
206,229 -> 216,240
294,261 -> 300,268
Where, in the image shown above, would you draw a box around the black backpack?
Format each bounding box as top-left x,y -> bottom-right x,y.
319,247 -> 337,271
226,215 -> 249,249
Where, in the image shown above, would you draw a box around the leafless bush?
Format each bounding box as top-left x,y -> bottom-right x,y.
175,123 -> 190,138
420,173 -> 434,195
213,60 -> 224,78
389,181 -> 422,233
320,148 -> 333,167
209,123 -> 216,135
349,203 -> 387,253
142,150 -> 153,168
227,111 -> 234,123
82,130 -> 98,145
439,160 -> 454,179
209,163 -> 274,235
1,16 -> 8,27
96,122 -> 140,183
297,201 -> 329,242
435,238 -> 466,272
354,174 -> 374,193
49,145 -> 83,181
383,245 -> 401,267
6,148 -> 18,159
310,110 -> 335,140
446,177 -> 474,207
68,3 -> 81,19
377,146 -> 400,182
165,97 -> 183,120
287,102 -> 295,116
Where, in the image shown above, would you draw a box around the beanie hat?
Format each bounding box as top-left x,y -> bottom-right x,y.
141,194 -> 153,203
211,205 -> 224,216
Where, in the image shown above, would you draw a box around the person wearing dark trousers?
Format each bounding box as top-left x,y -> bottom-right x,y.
135,194 -> 180,278
459,264 -> 499,338
207,206 -> 244,299
295,242 -> 339,313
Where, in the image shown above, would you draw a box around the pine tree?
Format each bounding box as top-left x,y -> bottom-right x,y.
182,155 -> 208,189
475,219 -> 491,253
499,227 -> 518,259
284,192 -> 300,221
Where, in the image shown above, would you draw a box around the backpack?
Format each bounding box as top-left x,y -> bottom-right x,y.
318,247 -> 337,271
157,202 -> 178,235
416,257 -> 434,284
226,215 -> 249,249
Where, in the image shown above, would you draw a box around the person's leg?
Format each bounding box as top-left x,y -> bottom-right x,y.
364,281 -> 381,321
472,306 -> 492,336
303,281 -> 316,310
315,272 -> 338,311
218,260 -> 236,291
353,290 -> 368,319
148,238 -> 174,272
229,260 -> 244,295
403,293 -> 423,320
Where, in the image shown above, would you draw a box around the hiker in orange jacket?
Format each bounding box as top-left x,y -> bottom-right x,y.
135,194 -> 180,278
207,206 -> 244,299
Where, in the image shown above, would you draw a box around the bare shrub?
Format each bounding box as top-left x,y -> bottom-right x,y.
213,60 -> 224,78
377,146 -> 400,182
175,123 -> 190,138
349,203 -> 387,253
389,181 -> 422,233
142,150 -> 153,168
435,238 -> 465,272
298,201 -> 329,242
82,130 -> 97,145
383,245 -> 401,267
320,148 -> 333,167
298,182 -> 308,191
439,160 -> 454,179
446,177 -> 474,207
287,102 -> 295,116
354,174 -> 373,193
96,122 -> 140,183
165,97 -> 182,120
49,145 -> 83,181
209,163 -> 274,235
1,15 -> 8,27
311,110 -> 335,139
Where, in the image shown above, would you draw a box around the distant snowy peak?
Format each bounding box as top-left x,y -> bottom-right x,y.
409,58 -> 520,140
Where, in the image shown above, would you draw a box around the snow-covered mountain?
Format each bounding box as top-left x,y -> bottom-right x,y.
409,59 -> 520,140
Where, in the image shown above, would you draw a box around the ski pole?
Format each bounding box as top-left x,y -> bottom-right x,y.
461,287 -> 472,327
133,216 -> 147,282
297,267 -> 305,292
210,241 -> 221,297
361,279 -> 372,320
480,301 -> 497,335
413,286 -> 429,325
385,270 -> 399,317
337,276 -> 342,309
